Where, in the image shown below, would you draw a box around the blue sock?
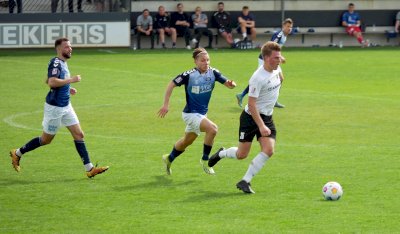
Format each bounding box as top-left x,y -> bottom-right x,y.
20,137 -> 42,155
241,85 -> 249,97
168,146 -> 183,163
74,140 -> 91,165
202,144 -> 212,160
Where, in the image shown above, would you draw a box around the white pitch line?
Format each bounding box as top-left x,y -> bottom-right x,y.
2,104 -> 140,141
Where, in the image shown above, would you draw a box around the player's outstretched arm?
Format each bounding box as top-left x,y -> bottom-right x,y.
158,81 -> 176,118
224,80 -> 237,89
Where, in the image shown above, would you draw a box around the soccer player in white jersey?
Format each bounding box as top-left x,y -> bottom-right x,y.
208,42 -> 282,193
9,37 -> 109,178
158,48 -> 236,175
236,18 -> 293,108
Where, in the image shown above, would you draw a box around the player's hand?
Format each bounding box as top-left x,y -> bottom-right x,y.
70,87 -> 77,95
70,75 -> 81,83
158,105 -> 169,118
226,80 -> 236,89
259,125 -> 271,137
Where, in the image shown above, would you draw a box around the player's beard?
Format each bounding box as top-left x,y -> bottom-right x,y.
63,52 -> 72,59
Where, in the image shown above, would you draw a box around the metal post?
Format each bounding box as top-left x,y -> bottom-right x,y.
281,0 -> 285,22
61,0 -> 64,13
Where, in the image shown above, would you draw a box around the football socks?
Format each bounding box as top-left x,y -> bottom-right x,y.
202,144 -> 212,161
242,152 -> 269,183
168,146 -> 183,163
19,136 -> 42,155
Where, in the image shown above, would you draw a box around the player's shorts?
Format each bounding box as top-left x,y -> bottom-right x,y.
182,112 -> 206,136
42,103 -> 79,135
238,110 -> 276,142
346,26 -> 362,35
236,27 -> 254,35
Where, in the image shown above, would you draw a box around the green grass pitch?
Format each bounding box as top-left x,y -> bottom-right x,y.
0,47 -> 399,233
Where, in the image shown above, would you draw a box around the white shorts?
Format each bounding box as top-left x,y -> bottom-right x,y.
42,103 -> 79,135
182,112 -> 206,136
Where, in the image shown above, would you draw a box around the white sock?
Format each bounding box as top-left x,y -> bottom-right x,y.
242,152 -> 269,183
84,163 -> 94,172
219,147 -> 238,159
242,33 -> 247,38
16,148 -> 22,157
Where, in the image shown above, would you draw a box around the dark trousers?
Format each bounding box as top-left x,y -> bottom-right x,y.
9,0 -> 22,13
137,31 -> 155,49
193,28 -> 213,48
176,27 -> 192,46
51,0 -> 82,13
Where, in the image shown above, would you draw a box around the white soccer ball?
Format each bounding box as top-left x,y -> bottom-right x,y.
322,181 -> 343,201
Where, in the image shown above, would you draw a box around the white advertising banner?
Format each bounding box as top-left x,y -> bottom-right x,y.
0,22 -> 130,48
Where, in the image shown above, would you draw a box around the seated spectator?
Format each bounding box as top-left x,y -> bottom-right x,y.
136,9 -> 155,49
154,5 -> 177,49
8,0 -> 22,13
212,1 -> 235,48
170,3 -> 192,50
237,6 -> 256,41
395,11 -> 400,33
341,3 -> 369,47
191,6 -> 213,49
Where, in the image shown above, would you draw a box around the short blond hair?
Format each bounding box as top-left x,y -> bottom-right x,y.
261,41 -> 281,58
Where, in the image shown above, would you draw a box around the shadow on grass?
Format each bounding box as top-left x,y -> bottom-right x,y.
180,190 -> 248,203
112,175 -> 197,192
0,177 -> 82,186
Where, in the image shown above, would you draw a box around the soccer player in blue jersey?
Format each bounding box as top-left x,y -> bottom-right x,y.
9,37 -> 109,178
235,18 -> 293,108
158,48 -> 236,175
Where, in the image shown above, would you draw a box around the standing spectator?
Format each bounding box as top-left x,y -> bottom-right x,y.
154,5 -> 177,49
212,1 -> 235,48
191,6 -> 213,49
171,3 -> 192,50
136,9 -> 155,49
395,11 -> 400,33
8,0 -> 22,13
51,0 -> 82,13
237,6 -> 256,41
341,3 -> 369,47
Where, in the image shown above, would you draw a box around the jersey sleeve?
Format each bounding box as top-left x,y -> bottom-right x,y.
172,71 -> 189,86
47,58 -> 61,78
212,68 -> 228,84
271,31 -> 281,43
248,74 -> 261,98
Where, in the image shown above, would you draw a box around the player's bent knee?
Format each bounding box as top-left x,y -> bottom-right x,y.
73,131 -> 84,140
236,151 -> 249,160
264,149 -> 274,157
